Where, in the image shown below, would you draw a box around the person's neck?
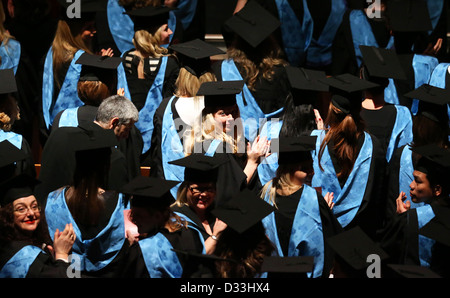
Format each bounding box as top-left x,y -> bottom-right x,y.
362,93 -> 385,110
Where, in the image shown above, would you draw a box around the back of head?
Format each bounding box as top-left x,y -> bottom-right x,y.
96,95 -> 139,125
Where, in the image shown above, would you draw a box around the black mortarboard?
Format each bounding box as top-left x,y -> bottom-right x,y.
359,45 -> 407,80
76,53 -> 122,82
224,1 -> 280,48
404,84 -> 450,122
121,176 -> 179,206
272,136 -> 317,165
211,188 -> 274,234
326,226 -> 389,272
410,144 -> 450,176
386,0 -> 433,32
169,39 -> 224,77
321,74 -> 379,114
0,69 -> 17,94
58,0 -> 106,21
0,140 -> 27,168
419,206 -> 450,247
168,153 -> 229,183
386,264 -> 442,278
125,5 -> 170,32
286,66 -> 328,106
261,256 -> 314,274
0,174 -> 40,207
69,127 -> 118,152
196,80 -> 244,108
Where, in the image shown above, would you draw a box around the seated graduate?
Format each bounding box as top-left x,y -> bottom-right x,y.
169,153 -> 229,254
358,46 -> 413,164
119,176 -> 204,278
0,174 -> 76,278
385,84 -> 450,219
35,95 -> 138,204
211,188 -> 276,278
184,80 -> 271,205
149,38 -> 222,183
0,69 -> 35,179
260,135 -> 342,278
44,127 -> 130,278
311,74 -> 386,240
257,66 -> 328,186
380,144 -> 450,277
214,1 -> 289,142
117,5 -> 180,159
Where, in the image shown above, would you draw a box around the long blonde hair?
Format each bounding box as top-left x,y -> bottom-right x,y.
133,27 -> 169,58
52,19 -> 92,89
174,68 -> 216,98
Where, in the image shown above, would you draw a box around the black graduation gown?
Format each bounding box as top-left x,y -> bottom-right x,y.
171,204 -> 216,241
330,9 -> 392,76
212,61 -> 290,115
0,241 -> 70,278
119,227 -> 203,278
273,187 -> 343,278
35,122 -> 129,206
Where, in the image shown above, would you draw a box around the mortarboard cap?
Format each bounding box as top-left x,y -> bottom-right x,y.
125,5 -> 170,32
121,176 -> 179,206
0,140 -> 27,168
0,174 -> 40,207
168,153 -> 229,183
321,74 -> 379,114
359,45 -> 407,80
386,264 -> 442,278
197,80 -> 244,108
68,126 -> 119,152
386,0 -> 433,32
410,144 -> 450,175
286,66 -> 328,106
261,256 -> 314,274
326,226 -> 389,272
272,136 -> 317,165
224,1 -> 280,48
0,69 -> 17,94
76,53 -> 122,82
169,39 -> 224,77
211,188 -> 274,234
404,84 -> 450,122
419,206 -> 450,247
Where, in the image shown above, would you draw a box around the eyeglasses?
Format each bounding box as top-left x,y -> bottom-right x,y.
14,205 -> 41,215
189,186 -> 216,195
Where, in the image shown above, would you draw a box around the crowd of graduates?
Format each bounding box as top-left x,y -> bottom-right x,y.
0,0 -> 449,280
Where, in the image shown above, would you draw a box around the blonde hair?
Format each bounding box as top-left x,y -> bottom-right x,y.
133,27 -> 169,58
174,68 -> 216,98
184,106 -> 244,156
171,182 -> 190,208
52,20 -> 92,89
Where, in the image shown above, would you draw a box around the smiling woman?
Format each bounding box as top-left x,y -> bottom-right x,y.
0,174 -> 75,278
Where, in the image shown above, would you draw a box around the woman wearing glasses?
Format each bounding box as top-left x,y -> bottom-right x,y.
0,174 -> 76,278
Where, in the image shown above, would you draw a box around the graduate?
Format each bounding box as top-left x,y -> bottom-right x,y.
117,5 -> 180,158
305,0 -> 346,72
311,74 -> 386,240
41,0 -> 109,136
149,38 -> 222,187
359,45 -> 413,163
0,174 -> 76,278
184,80 -> 270,206
257,66 -> 328,186
170,153 -> 229,254
0,69 -> 35,179
119,176 -> 204,278
260,135 -> 342,278
385,84 -> 450,219
44,127 -> 130,278
213,1 -> 289,142
211,188 -> 276,278
380,144 -> 450,277
425,61 -> 450,130
35,95 -> 137,204
233,0 -> 313,67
